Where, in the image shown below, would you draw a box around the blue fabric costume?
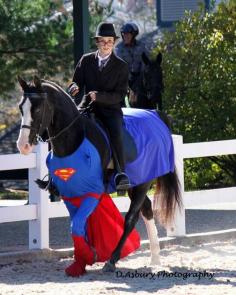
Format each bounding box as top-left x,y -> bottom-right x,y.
108,108 -> 174,192
46,138 -> 104,237
47,108 -> 174,237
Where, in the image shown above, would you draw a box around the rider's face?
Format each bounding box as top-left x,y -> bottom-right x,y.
122,32 -> 133,45
96,37 -> 115,57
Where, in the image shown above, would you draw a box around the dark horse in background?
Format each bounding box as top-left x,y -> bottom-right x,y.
16,76 -> 181,276
128,52 -> 164,111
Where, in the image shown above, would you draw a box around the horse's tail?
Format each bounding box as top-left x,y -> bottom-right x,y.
156,110 -> 173,131
153,169 -> 182,227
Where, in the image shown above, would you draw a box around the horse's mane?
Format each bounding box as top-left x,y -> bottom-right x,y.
41,79 -> 75,102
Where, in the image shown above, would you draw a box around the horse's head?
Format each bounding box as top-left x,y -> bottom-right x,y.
142,52 -> 164,105
17,76 -> 52,155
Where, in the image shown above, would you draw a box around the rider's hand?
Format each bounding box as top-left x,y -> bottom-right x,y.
89,91 -> 97,101
67,82 -> 79,97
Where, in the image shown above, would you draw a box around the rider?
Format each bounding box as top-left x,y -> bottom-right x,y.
114,22 -> 149,94
67,22 -> 131,192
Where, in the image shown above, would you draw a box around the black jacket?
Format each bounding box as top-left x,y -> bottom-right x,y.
72,51 -> 128,111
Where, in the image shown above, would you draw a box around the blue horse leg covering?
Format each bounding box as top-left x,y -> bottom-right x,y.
70,197 -> 99,237
65,201 -> 77,221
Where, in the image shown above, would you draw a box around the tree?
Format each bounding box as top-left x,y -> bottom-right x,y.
0,0 -> 114,100
0,0 -> 111,132
153,1 -> 236,189
0,0 -> 74,98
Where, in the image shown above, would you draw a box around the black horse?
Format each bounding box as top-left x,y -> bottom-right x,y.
17,76 -> 181,275
128,52 -> 164,111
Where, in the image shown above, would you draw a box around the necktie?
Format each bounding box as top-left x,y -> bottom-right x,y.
99,58 -> 109,71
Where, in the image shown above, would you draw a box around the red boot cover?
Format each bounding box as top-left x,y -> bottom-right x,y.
73,235 -> 95,266
65,236 -> 94,277
86,193 -> 140,262
65,261 -> 86,277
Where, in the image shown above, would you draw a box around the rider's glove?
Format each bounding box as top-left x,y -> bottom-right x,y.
67,82 -> 79,97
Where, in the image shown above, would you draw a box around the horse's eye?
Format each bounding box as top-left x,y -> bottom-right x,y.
34,108 -> 41,114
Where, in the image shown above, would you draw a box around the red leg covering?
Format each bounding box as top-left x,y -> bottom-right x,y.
65,235 -> 95,277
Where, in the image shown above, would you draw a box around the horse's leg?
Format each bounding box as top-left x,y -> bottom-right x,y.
102,183 -> 149,272
141,196 -> 161,265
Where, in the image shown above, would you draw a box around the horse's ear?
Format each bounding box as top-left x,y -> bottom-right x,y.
18,76 -> 28,90
156,52 -> 162,65
33,75 -> 42,89
142,52 -> 150,65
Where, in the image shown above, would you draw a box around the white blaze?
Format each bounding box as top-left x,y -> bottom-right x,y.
17,97 -> 35,154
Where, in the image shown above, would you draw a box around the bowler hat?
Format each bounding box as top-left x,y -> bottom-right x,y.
95,22 -> 119,39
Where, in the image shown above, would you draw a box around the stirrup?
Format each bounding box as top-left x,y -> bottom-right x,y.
114,172 -> 131,192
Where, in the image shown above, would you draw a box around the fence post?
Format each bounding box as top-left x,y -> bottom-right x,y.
28,142 -> 49,249
167,135 -> 186,236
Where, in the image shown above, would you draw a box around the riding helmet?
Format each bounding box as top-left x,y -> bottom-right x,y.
120,22 -> 139,37
95,22 -> 119,39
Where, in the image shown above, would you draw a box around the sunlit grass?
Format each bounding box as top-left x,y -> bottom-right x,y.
111,186 -> 155,198
0,186 -> 156,200
0,189 -> 28,200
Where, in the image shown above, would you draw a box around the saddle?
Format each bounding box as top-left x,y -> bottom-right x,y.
89,113 -> 138,169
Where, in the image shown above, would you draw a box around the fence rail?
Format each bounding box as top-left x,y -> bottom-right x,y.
1,135 -> 236,249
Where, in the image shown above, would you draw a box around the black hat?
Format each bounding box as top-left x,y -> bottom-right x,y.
95,22 -> 119,39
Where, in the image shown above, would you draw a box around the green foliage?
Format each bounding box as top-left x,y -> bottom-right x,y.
89,0 -> 114,49
184,157 -> 233,191
154,1 -> 236,142
0,0 -> 114,99
0,0 -> 74,98
153,1 -> 236,190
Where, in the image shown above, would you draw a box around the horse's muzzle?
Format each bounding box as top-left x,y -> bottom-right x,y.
17,142 -> 35,155
17,129 -> 35,155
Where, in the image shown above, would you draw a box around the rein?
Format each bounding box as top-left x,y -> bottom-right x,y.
45,101 -> 94,142
46,114 -> 81,142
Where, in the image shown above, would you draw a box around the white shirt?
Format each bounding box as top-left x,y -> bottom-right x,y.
97,53 -> 111,68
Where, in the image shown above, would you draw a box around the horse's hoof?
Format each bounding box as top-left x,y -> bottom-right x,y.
102,261 -> 116,273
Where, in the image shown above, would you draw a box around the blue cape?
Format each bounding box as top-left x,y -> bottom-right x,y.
108,108 -> 174,191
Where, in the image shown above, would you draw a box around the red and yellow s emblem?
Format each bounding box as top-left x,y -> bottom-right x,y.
54,168 -> 76,181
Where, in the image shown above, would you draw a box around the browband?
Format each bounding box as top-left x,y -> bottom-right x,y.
24,93 -> 47,99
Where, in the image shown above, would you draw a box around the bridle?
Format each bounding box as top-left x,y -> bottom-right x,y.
143,67 -> 163,100
20,92 -> 81,144
20,92 -> 50,144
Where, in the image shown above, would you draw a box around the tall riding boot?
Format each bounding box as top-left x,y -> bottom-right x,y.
111,144 -> 131,192
102,113 -> 131,192
65,235 -> 95,277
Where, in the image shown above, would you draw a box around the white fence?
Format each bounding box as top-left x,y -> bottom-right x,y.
0,135 -> 236,249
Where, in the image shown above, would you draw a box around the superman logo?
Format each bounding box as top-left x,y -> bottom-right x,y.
54,168 -> 76,181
